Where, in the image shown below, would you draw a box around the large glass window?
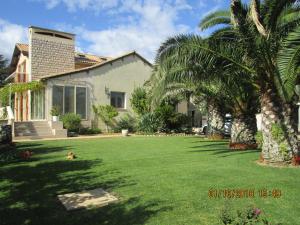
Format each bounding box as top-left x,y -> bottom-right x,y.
111,92 -> 125,109
76,87 -> 87,119
31,89 -> 45,120
64,86 -> 75,113
52,86 -> 63,114
52,85 -> 87,119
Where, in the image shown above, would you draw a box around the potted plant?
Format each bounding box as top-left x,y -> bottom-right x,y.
50,106 -> 60,122
122,129 -> 129,137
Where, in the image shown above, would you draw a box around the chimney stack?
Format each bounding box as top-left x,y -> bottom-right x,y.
29,26 -> 75,80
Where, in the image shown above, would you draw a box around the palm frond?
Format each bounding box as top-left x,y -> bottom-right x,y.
277,25 -> 300,100
199,10 -> 231,31
263,0 -> 297,31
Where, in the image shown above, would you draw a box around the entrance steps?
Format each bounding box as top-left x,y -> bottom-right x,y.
14,121 -> 67,140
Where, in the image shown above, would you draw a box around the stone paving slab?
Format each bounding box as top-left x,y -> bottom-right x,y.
58,188 -> 118,210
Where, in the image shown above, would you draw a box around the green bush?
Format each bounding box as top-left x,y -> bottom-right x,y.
50,105 -> 60,116
155,105 -> 189,131
92,105 -> 118,132
138,113 -> 161,133
220,205 -> 276,225
114,114 -> 137,133
130,87 -> 150,116
61,113 -> 81,132
79,127 -> 101,135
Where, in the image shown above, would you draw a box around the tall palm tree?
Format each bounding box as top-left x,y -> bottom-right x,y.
151,43 -> 259,143
197,0 -> 300,162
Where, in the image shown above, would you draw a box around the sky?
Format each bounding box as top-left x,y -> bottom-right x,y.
0,0 -> 231,62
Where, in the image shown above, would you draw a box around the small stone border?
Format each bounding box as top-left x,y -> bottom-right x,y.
134,133 -> 198,137
256,160 -> 299,168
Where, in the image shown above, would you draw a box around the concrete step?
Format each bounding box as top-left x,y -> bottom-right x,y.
14,121 -> 67,139
15,128 -> 53,133
14,135 -> 57,140
15,131 -> 53,136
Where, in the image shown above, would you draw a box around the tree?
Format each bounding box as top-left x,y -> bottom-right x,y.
152,35 -> 259,143
92,105 -> 118,132
0,55 -> 9,87
197,0 -> 300,162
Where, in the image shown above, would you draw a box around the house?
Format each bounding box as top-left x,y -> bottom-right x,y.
6,26 -> 153,138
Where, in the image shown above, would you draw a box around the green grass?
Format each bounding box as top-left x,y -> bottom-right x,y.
0,136 -> 299,225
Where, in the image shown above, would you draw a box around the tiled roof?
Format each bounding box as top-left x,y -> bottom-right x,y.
75,52 -> 112,65
41,51 -> 153,80
16,43 -> 29,55
14,43 -> 112,65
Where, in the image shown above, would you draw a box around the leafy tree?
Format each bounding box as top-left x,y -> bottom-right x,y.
0,55 -> 9,87
130,87 -> 150,116
92,105 -> 118,132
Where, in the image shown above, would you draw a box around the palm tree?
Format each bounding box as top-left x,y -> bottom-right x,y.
150,48 -> 259,143
197,0 -> 300,162
148,72 -> 227,136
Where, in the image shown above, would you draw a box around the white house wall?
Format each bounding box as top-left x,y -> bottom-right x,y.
45,54 -> 152,129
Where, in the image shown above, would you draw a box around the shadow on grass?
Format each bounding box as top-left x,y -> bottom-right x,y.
15,142 -> 72,155
0,147 -> 170,225
189,141 -> 260,157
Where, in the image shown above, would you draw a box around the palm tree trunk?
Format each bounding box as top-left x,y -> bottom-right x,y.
260,88 -> 298,163
207,103 -> 224,135
231,114 -> 257,144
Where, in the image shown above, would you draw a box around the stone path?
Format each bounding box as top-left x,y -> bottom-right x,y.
58,188 -> 118,210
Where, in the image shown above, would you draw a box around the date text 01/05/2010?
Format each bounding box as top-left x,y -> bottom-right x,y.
208,188 -> 282,199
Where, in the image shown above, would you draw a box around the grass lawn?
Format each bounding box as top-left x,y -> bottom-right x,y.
0,136 -> 299,225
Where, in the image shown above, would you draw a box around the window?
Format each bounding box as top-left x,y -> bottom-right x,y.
52,86 -> 63,114
111,92 -> 125,109
64,86 -> 75,113
31,89 -> 45,120
52,85 -> 87,119
76,87 -> 87,119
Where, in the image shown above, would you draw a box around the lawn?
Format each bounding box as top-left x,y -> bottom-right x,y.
0,136 -> 299,225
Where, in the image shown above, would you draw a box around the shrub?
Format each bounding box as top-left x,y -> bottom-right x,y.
61,113 -> 81,132
50,105 -> 60,116
130,87 -> 150,116
155,105 -> 189,131
138,113 -> 161,133
220,205 -> 277,225
114,114 -> 137,133
93,105 -> 118,132
79,127 -> 101,135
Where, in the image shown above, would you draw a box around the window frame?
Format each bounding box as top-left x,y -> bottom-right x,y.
110,91 -> 126,109
52,84 -> 87,120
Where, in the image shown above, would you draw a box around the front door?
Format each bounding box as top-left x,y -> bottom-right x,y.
31,89 -> 45,120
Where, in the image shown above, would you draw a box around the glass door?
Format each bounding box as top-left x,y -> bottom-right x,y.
31,89 -> 45,120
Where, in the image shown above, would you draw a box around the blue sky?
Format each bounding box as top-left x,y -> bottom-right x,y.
0,0 -> 231,62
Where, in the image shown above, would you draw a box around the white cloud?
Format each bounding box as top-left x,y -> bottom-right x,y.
34,0 -> 119,12
0,19 -> 27,60
52,0 -> 192,61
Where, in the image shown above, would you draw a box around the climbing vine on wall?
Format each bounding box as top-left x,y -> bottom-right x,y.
0,81 -> 44,106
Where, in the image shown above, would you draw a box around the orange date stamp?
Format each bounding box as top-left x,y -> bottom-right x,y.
208,188 -> 282,199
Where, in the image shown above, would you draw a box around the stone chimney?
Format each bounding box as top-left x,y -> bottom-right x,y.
29,26 -> 75,80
